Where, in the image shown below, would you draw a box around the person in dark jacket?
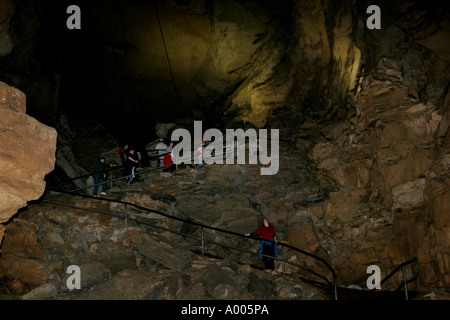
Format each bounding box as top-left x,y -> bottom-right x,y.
92,156 -> 116,197
124,147 -> 139,185
245,218 -> 278,273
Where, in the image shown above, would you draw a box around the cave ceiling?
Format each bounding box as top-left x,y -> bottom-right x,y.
0,0 -> 449,143
38,0 -> 291,133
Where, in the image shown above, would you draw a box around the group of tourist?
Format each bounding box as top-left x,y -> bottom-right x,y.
91,146 -> 138,198
93,137 -> 253,195
91,138 -> 181,197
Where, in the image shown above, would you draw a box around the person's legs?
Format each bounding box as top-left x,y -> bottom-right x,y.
124,167 -> 130,182
100,176 -> 107,194
195,159 -> 203,169
128,166 -> 136,185
262,243 -> 275,270
93,174 -> 100,196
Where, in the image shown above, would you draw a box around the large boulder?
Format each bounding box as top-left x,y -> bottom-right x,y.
0,81 -> 57,244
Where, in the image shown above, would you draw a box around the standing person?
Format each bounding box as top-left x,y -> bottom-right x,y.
168,142 -> 180,171
92,156 -> 117,197
124,147 -> 139,185
245,218 -> 278,274
166,141 -> 174,153
161,141 -> 175,172
162,152 -> 175,173
118,145 -> 127,166
154,139 -> 168,167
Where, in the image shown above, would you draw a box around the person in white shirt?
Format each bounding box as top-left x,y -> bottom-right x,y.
154,139 -> 168,167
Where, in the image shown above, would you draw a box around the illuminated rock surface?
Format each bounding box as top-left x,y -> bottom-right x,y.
0,81 -> 57,246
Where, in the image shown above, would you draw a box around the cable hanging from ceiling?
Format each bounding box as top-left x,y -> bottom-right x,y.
153,2 -> 182,111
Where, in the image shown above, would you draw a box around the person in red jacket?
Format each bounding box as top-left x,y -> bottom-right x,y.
163,152 -> 175,173
245,218 -> 278,273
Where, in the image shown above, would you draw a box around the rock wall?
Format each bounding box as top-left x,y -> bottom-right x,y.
191,0 -> 450,289
305,75 -> 449,288
296,2 -> 450,288
211,0 -> 450,289
0,0 -> 15,56
0,0 -> 61,126
210,0 -> 363,129
0,81 -> 57,246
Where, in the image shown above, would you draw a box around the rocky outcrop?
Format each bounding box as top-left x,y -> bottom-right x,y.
0,81 -> 57,246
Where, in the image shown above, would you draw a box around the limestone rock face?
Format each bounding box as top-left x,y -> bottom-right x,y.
267,0 -> 450,290
0,81 -> 57,243
305,72 -> 450,288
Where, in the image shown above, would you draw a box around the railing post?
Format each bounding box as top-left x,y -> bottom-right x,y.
281,245 -> 285,274
334,277 -> 338,300
124,204 -> 128,227
416,260 -> 420,289
201,227 -> 205,255
110,171 -> 113,189
402,266 -> 408,300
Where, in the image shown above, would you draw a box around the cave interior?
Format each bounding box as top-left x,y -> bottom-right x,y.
1,0 -> 450,297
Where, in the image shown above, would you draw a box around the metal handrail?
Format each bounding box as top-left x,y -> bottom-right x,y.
40,189 -> 339,299
280,242 -> 337,299
373,257 -> 419,300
